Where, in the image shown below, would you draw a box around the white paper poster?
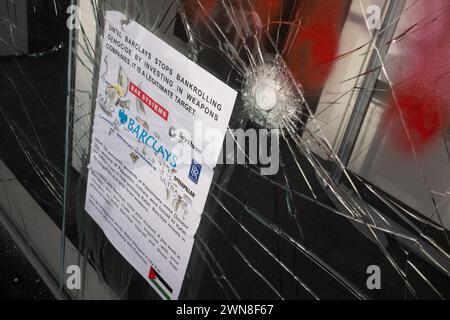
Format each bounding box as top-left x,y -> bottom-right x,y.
84,11 -> 237,300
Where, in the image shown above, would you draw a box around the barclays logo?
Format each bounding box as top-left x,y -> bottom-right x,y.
119,109 -> 128,124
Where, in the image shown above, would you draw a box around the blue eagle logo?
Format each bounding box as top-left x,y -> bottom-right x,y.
119,109 -> 128,125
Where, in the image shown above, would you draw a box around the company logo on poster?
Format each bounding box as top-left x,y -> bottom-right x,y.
188,159 -> 202,184
129,82 -> 169,121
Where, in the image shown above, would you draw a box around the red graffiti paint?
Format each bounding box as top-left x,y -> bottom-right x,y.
253,0 -> 283,25
382,83 -> 448,153
182,0 -> 350,103
382,0 -> 450,153
285,0 -> 349,96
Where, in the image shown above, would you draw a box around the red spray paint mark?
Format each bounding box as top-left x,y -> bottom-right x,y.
382,0 -> 450,153
182,0 -> 349,100
285,0 -> 349,95
382,83 -> 448,153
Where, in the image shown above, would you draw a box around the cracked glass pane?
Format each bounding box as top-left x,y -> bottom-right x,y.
0,0 -> 449,300
0,1 -> 69,296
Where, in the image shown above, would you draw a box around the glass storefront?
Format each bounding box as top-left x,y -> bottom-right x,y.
0,0 -> 449,300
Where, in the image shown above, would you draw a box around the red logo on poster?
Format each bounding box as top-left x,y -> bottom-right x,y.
129,82 -> 169,121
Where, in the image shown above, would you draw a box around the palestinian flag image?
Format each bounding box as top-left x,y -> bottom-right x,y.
149,266 -> 173,300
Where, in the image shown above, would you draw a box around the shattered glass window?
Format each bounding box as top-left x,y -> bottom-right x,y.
0,0 -> 449,300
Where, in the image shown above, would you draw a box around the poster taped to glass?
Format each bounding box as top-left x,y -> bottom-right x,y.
84,11 -> 237,300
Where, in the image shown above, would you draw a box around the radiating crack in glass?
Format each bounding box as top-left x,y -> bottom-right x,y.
0,0 -> 449,300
